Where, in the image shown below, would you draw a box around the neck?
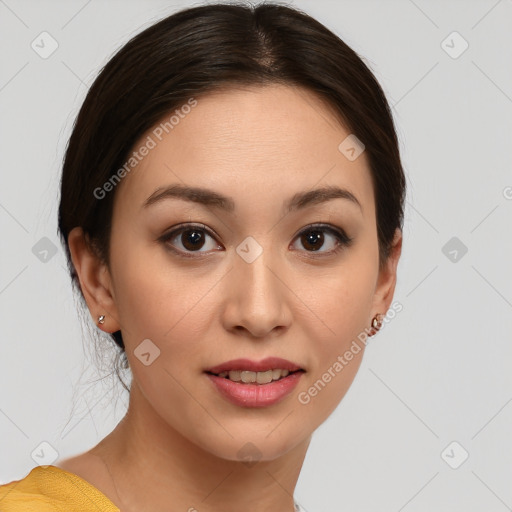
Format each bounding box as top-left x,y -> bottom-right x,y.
91,381 -> 310,512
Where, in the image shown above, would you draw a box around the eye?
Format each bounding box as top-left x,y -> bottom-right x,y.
290,223 -> 353,255
159,222 -> 352,258
159,224 -> 222,257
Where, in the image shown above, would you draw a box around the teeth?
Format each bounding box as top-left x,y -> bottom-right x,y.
228,370 -> 241,381
256,370 -> 273,384
216,369 -> 292,383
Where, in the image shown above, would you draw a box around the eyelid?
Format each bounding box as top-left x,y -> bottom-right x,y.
160,222 -> 218,240
294,222 -> 351,242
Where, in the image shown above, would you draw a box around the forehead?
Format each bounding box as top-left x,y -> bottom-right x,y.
114,84 -> 374,215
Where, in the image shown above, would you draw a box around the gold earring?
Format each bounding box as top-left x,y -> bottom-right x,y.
98,315 -> 106,325
371,313 -> 383,332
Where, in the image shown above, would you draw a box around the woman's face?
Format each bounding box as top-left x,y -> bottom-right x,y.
94,84 -> 400,461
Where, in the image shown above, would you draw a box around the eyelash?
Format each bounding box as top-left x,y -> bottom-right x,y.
158,222 -> 353,259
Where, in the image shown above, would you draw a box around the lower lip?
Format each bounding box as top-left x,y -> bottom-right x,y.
206,371 -> 304,408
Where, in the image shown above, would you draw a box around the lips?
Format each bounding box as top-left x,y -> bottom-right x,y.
205,357 -> 304,375
206,370 -> 304,407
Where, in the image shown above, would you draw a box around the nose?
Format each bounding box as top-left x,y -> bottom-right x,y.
220,243 -> 292,339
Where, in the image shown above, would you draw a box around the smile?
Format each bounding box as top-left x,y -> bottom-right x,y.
210,368 -> 302,384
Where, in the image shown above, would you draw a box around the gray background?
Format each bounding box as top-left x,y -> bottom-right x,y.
1,0 -> 511,511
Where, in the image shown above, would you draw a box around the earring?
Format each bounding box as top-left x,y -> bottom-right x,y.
98,315 -> 106,325
371,313 -> 384,333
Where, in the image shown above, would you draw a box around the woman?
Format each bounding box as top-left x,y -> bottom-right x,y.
0,2 -> 404,511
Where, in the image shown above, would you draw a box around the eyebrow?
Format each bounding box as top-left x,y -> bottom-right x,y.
142,183 -> 362,213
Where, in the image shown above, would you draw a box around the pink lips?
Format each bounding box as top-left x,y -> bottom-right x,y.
205,357 -> 305,408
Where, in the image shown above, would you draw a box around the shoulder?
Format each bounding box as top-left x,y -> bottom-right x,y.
0,465 -> 119,512
0,466 -> 58,511
56,452 -> 120,507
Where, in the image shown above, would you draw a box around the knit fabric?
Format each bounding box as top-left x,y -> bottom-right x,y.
1,464 -> 307,512
0,465 -> 120,512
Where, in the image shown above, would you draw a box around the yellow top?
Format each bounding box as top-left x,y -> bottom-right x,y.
0,465 -> 120,512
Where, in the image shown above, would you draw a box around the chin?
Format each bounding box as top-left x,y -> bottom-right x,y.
191,425 -> 308,464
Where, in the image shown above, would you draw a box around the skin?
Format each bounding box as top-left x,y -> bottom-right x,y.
62,84 -> 402,512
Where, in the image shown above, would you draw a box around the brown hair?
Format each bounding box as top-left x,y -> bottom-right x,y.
58,2 -> 406,387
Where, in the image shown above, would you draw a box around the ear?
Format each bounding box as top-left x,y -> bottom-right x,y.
371,228 -> 402,317
67,227 -> 121,334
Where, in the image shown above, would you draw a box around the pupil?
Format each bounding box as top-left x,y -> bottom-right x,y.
182,230 -> 204,251
303,230 -> 323,251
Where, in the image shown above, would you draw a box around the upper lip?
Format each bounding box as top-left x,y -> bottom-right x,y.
205,357 -> 304,374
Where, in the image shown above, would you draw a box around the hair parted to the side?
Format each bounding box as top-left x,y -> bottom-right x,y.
58,1 -> 406,390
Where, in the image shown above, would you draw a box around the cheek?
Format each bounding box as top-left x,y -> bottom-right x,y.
109,237 -> 209,339
298,248 -> 377,342
111,250 -> 215,424
108,241 -> 227,392
293,248 -> 377,410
